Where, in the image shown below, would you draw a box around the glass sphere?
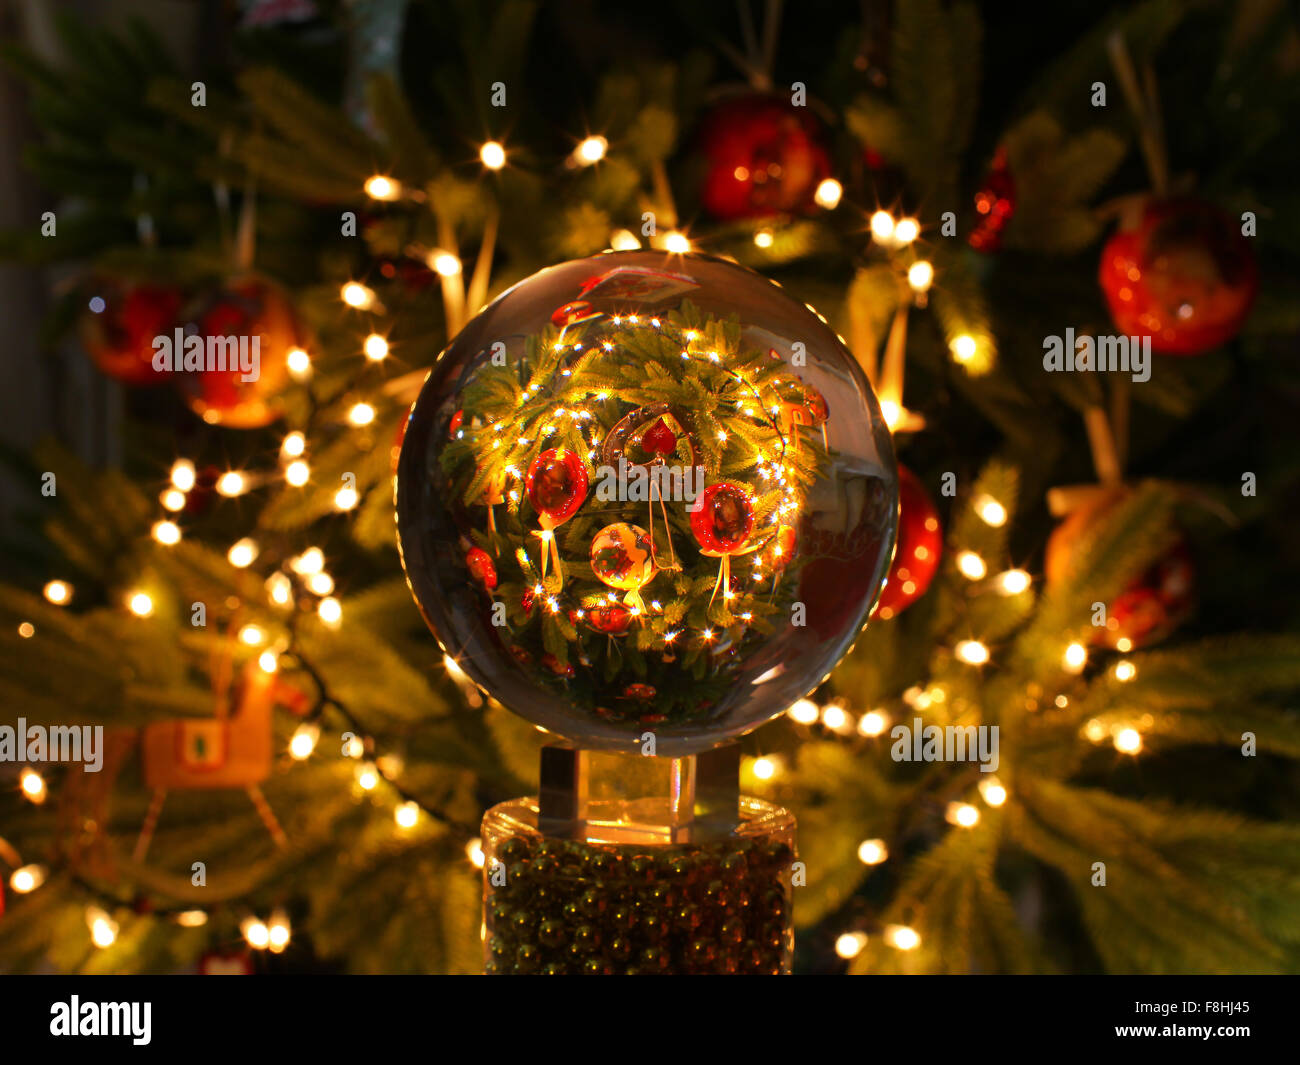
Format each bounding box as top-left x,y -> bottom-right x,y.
396,250 -> 897,755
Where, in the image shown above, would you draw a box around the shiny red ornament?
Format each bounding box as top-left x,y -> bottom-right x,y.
585,602 -> 633,636
641,417 -> 677,458
969,148 -> 1016,253
525,448 -> 588,526
1098,197 -> 1258,355
78,279 -> 185,386
690,482 -> 755,554
449,409 -> 464,437
696,95 -> 831,220
871,465 -> 942,620
623,683 -> 657,702
174,275 -> 305,427
466,546 -> 498,590
1103,541 -> 1195,650
1045,488 -> 1195,650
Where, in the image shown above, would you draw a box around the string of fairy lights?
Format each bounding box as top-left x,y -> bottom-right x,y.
5,129 -> 1143,966
741,483 -> 1148,961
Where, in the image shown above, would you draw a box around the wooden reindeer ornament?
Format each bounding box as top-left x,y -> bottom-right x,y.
134,650 -> 306,862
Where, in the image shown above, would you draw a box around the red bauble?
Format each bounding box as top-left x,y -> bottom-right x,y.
641,418 -> 677,458
969,148 -> 1016,253
78,279 -> 185,386
585,602 -> 633,636
524,448 -> 588,525
871,465 -> 942,620
1045,489 -> 1195,650
466,546 -> 498,590
690,482 -> 755,554
175,275 -> 305,427
696,95 -> 831,220
1098,197 -> 1258,356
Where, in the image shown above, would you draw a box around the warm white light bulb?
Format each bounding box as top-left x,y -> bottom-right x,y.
950,334 -> 977,363
835,931 -> 868,959
10,864 -> 45,893
128,591 -> 154,618
341,282 -> 374,309
575,135 -> 607,164
907,260 -> 934,292
286,347 -> 312,378
857,839 -> 888,865
216,471 -> 247,497
814,178 -> 843,210
869,210 -> 896,243
975,495 -> 1007,527
348,403 -> 376,427
957,551 -> 987,580
1063,642 -> 1088,673
787,698 -> 819,724
151,520 -> 181,545
886,925 -> 920,951
858,711 -> 888,737
285,460 -> 310,487
289,723 -> 319,760
893,217 -> 920,243
480,141 -> 507,169
43,580 -> 72,605
997,569 -> 1031,595
318,596 -> 342,627
979,778 -> 1008,807
170,459 -> 197,492
431,252 -> 462,277
364,175 -> 400,201
364,334 -> 389,361
1115,727 -> 1143,754
955,640 -> 989,665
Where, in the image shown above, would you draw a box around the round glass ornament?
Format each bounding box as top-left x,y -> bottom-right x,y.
396,250 -> 897,755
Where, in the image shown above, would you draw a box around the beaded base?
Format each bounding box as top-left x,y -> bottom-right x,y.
482,796 -> 795,974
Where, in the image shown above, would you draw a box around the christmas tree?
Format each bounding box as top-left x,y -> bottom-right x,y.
0,0 -> 1298,976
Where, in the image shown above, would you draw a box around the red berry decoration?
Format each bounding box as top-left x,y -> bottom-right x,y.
1098,197 -> 1258,355
1045,488 -> 1195,650
78,278 -> 185,386
466,546 -> 498,590
871,465 -> 942,620
174,275 -> 306,427
969,148 -> 1016,253
696,95 -> 831,220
